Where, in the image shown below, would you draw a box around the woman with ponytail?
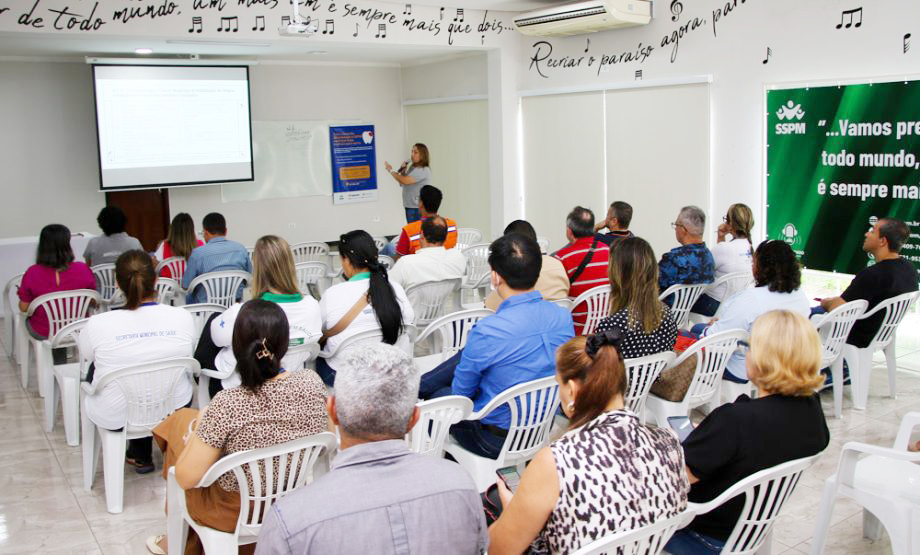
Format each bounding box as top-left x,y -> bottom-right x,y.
79,250 -> 197,474
153,212 -> 203,278
693,203 -> 756,316
147,300 -> 328,555
488,330 -> 689,555
315,230 -> 414,386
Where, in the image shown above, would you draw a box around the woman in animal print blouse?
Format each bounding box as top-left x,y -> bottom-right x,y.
488,329 -> 690,554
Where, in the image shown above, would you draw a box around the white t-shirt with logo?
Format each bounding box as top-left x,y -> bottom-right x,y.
709,238 -> 754,301
211,295 -> 323,389
80,304 -> 196,430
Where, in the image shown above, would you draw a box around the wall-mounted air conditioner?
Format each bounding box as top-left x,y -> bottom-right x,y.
513,0 -> 652,37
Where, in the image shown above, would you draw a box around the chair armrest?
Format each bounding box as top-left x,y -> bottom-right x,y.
810,313 -> 829,329
893,411 -> 920,450
81,380 -> 97,396
201,367 -> 233,380
835,440 -> 920,488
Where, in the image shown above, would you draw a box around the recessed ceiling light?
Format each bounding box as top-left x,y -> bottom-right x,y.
135,48 -> 153,55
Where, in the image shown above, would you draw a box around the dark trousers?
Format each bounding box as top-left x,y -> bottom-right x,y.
315,357 -> 337,387
691,293 -> 721,317
665,530 -> 726,554
418,351 -> 463,399
405,207 -> 421,224
194,313 -> 225,398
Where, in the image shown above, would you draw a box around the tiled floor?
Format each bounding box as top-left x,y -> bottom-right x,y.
1,337 -> 917,553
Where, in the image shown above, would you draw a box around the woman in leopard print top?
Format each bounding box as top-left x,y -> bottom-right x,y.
488,330 -> 689,555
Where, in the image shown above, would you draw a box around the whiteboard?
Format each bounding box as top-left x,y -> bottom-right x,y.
221,120 -> 331,202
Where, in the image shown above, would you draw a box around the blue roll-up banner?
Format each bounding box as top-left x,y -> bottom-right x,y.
329,125 -> 377,205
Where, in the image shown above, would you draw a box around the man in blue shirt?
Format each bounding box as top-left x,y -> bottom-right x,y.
419,233 -> 574,459
659,205 -> 715,295
181,212 -> 252,303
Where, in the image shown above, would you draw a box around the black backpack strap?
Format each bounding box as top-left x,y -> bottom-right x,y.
569,237 -> 599,285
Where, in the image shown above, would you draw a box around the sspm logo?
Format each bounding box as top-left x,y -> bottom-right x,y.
775,101 -> 807,135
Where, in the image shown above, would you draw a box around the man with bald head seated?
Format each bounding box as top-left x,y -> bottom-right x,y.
388,216 -> 467,291
485,220 -> 569,311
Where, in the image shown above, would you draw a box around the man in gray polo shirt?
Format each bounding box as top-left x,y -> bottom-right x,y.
255,344 -> 487,555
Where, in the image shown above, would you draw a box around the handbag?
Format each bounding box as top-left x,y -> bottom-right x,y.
649,334 -> 699,402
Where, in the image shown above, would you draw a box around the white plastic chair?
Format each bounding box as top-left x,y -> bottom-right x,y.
154,277 -> 179,305
405,278 -> 462,327
569,285 -> 611,336
444,375 -> 560,492
624,351 -> 675,422
290,241 -> 329,264
295,261 -> 330,300
813,300 -> 868,418
550,298 -> 574,311
23,289 -> 101,396
407,396 -> 474,457
372,236 -> 388,251
456,228 -> 483,251
811,412 -> 920,555
3,272 -> 23,362
659,283 -> 709,329
645,329 -> 748,426
155,256 -> 187,284
688,453 -> 821,555
462,243 -> 491,287
378,254 -> 395,270
459,272 -> 490,309
413,308 -> 493,374
82,357 -> 199,514
186,270 -> 251,308
45,318 -> 91,446
91,263 -> 120,308
167,432 -> 337,555
843,291 -> 918,410
181,303 -> 226,337
689,271 -> 754,324
569,510 -> 686,555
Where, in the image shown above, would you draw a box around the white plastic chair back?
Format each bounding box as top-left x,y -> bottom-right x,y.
181,303 -> 226,337
815,300 -> 868,368
27,289 -> 101,338
624,351 -> 675,418
408,396 -> 473,456
689,453 -> 820,555
91,264 -> 118,302
864,291 -> 918,350
323,329 -> 385,359
659,283 -> 709,329
550,298 -> 574,311
456,228 -> 483,251
295,262 -> 330,299
415,308 -> 493,359
48,318 -> 91,443
3,272 -> 23,354
373,236 -> 388,251
290,241 -> 329,264
406,278 -> 462,327
704,270 -> 754,304
569,285 -> 611,336
378,255 -> 395,270
283,342 -> 321,372
186,271 -> 251,308
462,243 -> 491,285
154,278 -> 179,305
155,256 -> 187,283
490,376 -> 560,466
681,329 -> 748,407
536,236 -> 549,254
569,509 -> 686,555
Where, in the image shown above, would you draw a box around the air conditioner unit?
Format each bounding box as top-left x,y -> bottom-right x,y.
514,0 -> 652,37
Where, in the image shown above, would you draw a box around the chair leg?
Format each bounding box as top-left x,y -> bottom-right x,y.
167,470 -> 190,555
884,340 -> 898,399
82,412 -> 99,491
101,430 -> 127,513
809,477 -> 838,555
863,509 -> 883,541
197,376 -> 211,408
62,376 -> 80,446
35,341 -> 48,398
43,374 -> 59,433
830,357 -> 844,419
853,349 -> 873,410
19,335 -> 30,389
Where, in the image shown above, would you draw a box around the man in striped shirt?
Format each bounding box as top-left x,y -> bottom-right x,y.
553,206 -> 610,335
181,212 -> 252,304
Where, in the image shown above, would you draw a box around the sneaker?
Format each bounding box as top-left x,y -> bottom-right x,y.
145,535 -> 166,555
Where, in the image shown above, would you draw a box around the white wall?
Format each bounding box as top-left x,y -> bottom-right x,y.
401,54 -> 487,102
0,61 -> 105,237
516,0 -> 920,244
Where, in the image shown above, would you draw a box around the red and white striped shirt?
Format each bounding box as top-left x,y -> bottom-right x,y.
554,236 -> 611,335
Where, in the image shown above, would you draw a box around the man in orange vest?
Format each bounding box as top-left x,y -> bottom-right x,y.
392,185 -> 458,259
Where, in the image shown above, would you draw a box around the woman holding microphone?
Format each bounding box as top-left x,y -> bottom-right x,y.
385,143 -> 431,223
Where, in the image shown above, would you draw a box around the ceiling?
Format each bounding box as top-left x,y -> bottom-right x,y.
0,0 -> 564,64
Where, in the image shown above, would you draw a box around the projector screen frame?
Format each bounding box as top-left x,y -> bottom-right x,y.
91,63 -> 255,192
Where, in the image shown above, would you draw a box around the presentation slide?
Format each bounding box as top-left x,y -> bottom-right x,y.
93,65 -> 253,190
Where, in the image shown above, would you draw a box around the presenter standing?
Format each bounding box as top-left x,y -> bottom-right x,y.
385,143 -> 431,223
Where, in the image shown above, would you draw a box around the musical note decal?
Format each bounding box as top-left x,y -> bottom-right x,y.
218,16 -> 238,32
440,7 -> 444,20
403,3 -> 411,15
762,47 -> 772,64
454,8 -> 464,22
188,16 -> 202,33
670,0 -> 683,22
353,23 -> 359,37
323,19 -> 334,34
252,15 -> 265,31
905,33 -> 912,53
835,7 -> 862,29
584,38 -> 590,53
635,70 -> 643,80
375,23 -> 386,38
281,15 -> 290,26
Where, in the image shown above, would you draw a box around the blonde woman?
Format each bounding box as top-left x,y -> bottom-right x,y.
666,310 -> 829,554
153,212 -> 203,278
595,237 -> 677,358
694,203 -> 755,316
198,235 -> 322,393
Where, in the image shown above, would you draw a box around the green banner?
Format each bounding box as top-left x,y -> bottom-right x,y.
766,80 -> 920,275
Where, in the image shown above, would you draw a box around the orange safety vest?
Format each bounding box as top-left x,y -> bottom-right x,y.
402,217 -> 458,255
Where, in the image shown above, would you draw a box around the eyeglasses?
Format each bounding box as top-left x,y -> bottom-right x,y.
671,222 -> 686,230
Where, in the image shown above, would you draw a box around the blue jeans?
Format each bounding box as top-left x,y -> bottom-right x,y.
665,530 -> 726,554
691,293 -> 721,317
405,207 -> 421,224
419,351 -> 463,399
315,357 -> 337,387
811,306 -> 827,317
380,237 -> 399,257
